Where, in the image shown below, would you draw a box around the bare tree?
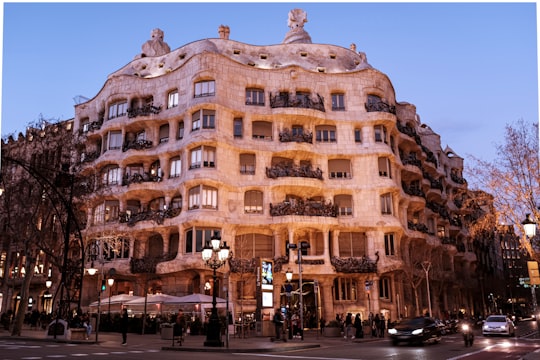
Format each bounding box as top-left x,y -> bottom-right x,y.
466,119 -> 540,257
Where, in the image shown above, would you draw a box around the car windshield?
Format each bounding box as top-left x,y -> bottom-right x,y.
402,318 -> 426,326
486,316 -> 506,322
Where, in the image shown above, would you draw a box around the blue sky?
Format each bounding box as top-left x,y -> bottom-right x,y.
1,2 -> 538,163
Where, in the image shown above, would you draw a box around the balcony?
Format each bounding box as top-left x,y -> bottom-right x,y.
270,198 -> 337,217
396,122 -> 420,143
278,128 -> 313,144
407,221 -> 429,233
269,92 -> 325,112
330,253 -> 379,273
119,207 -> 181,227
122,139 -> 153,152
266,163 -> 323,180
402,183 -> 426,198
130,254 -> 175,274
365,101 -> 396,115
123,172 -> 161,185
80,151 -> 100,163
126,103 -> 162,118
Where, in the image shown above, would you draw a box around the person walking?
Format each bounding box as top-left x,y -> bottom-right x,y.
344,313 -> 353,340
379,315 -> 386,337
120,308 -> 128,345
319,317 -> 325,335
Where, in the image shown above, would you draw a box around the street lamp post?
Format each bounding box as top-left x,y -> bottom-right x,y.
201,233 -> 231,347
107,278 -> 115,322
422,261 -> 432,318
287,241 -> 309,341
285,269 -> 293,340
522,213 -> 539,315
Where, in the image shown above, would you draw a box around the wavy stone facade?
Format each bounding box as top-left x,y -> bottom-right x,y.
73,9 -> 475,324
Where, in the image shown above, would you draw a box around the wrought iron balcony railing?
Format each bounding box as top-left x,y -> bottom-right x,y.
278,128 -> 313,143
365,101 -> 396,114
126,103 -> 162,118
270,198 -> 337,217
269,92 -> 325,112
330,252 -> 379,273
266,163 -> 323,180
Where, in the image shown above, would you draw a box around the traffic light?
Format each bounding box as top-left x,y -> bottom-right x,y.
101,279 -> 106,291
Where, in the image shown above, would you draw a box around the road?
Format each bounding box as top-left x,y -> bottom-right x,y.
1,322 -> 540,360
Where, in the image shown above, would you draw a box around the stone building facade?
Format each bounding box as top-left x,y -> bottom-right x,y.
2,9 -> 485,327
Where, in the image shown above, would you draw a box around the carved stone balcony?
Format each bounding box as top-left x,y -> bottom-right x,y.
269,92 -> 325,112
407,221 -> 429,233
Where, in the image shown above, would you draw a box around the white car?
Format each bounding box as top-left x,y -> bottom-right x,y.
482,315 -> 516,337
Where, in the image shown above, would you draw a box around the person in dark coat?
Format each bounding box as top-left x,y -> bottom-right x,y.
354,313 -> 363,338
120,308 -> 128,345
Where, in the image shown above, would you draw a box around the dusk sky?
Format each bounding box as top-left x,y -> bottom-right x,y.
1,2 -> 538,164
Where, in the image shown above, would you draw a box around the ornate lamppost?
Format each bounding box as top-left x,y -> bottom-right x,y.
521,213 -> 538,314
285,269 -> 293,340
201,233 -> 231,347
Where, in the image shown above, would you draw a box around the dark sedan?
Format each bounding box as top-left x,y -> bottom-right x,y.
388,317 -> 443,346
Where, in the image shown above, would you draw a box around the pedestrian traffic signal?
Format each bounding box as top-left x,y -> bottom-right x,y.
101,279 -> 106,291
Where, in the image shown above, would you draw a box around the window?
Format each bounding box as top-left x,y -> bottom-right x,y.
379,278 -> 391,300
374,125 -> 388,144
170,156 -> 182,178
194,80 -> 215,97
192,111 -> 201,131
190,146 -> 216,169
354,128 -> 362,143
252,121 -> 273,140
102,165 -> 121,186
159,124 -> 169,143
149,197 -> 166,211
81,118 -> 90,134
240,153 -> 256,174
338,232 -> 366,257
244,190 -> 263,214
192,109 -> 216,130
202,110 -> 215,129
380,193 -> 393,215
246,88 -> 265,106
292,125 -> 304,137
107,130 -> 122,151
188,185 -> 218,209
185,228 -> 220,254
171,196 -> 182,210
178,121 -> 184,140
108,101 -> 128,119
437,225 -> 446,238
334,194 -> 352,216
315,125 -> 337,143
169,233 -> 179,258
87,237 -> 130,261
384,233 -> 395,256
234,118 -> 243,138
328,159 -> 351,179
331,93 -> 345,111
168,90 -> 178,108
333,278 -> 357,301
234,233 -> 273,258
378,157 -> 392,178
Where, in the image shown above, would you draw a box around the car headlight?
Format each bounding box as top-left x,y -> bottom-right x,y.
412,329 -> 423,335
483,325 -> 489,330
388,328 -> 397,335
461,324 -> 470,331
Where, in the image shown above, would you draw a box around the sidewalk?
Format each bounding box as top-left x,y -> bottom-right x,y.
0,327 -> 382,353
